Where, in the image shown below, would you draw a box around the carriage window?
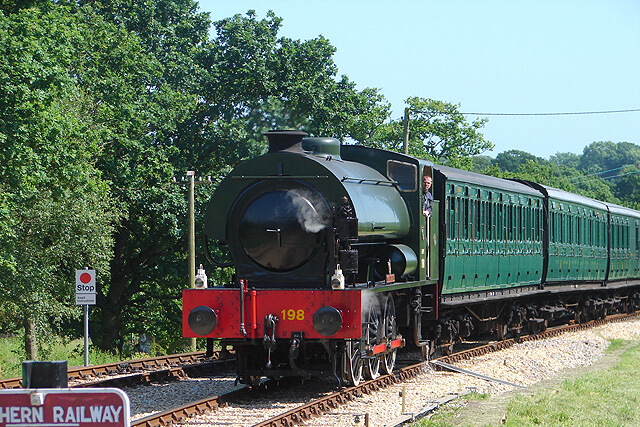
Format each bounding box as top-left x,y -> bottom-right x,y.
463,198 -> 470,240
447,196 -> 455,239
487,202 -> 496,241
387,160 -> 417,192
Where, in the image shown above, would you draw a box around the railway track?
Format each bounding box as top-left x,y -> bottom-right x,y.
165,311 -> 640,427
437,311 -> 638,366
0,350 -> 231,389
4,312 -> 637,426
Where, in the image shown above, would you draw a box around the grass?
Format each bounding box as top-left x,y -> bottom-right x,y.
415,340 -> 640,426
419,392 -> 490,427
0,335 -> 122,379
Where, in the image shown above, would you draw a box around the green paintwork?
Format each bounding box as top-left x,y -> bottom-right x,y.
438,174 -> 544,295
607,205 -> 640,281
547,199 -> 608,283
205,151 -> 410,242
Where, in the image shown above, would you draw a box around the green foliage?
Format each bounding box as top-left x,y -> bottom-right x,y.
549,151 -> 580,169
0,335 -> 121,379
579,141 -> 640,177
190,10 -> 390,172
494,150 -> 539,172
2,0 -> 638,361
576,141 -> 640,206
470,155 -> 493,173
501,341 -> 640,426
0,6 -> 116,356
0,3 -> 394,353
364,97 -> 493,168
481,147 -> 620,204
606,339 -> 626,352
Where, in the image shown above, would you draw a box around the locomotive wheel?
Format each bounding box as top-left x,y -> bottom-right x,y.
381,295 -> 397,375
344,339 -> 363,386
364,299 -> 382,380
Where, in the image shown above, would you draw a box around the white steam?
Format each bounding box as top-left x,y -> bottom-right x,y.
361,290 -> 379,313
286,189 -> 330,233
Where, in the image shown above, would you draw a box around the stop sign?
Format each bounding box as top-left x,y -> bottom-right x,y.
75,269 -> 96,305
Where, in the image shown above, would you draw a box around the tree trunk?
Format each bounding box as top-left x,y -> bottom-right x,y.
24,317 -> 37,360
96,303 -> 123,351
94,231 -> 129,351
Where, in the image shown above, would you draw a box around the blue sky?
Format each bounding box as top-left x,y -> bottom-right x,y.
199,0 -> 640,159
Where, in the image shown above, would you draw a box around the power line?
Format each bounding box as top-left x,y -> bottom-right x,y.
567,163 -> 639,182
460,108 -> 640,116
577,169 -> 640,186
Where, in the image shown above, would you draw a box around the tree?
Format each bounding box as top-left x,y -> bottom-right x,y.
0,6 -> 116,358
71,6 -> 391,351
494,150 -> 540,172
579,141 -> 640,178
187,11 -> 390,174
364,97 -> 492,168
471,155 -> 493,173
576,141 -> 640,207
1,2 -> 440,354
486,157 -> 618,204
549,152 -> 580,169
69,0 -> 209,351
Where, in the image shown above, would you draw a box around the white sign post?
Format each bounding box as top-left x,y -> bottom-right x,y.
76,269 -> 96,367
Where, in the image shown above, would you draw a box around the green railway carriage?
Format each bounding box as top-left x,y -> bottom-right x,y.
433,166 -> 544,298
607,203 -> 640,281
547,189 -> 609,283
524,185 -> 609,285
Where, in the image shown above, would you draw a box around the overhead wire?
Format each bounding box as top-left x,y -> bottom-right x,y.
566,164 -> 639,182
459,108 -> 640,116
573,169 -> 640,186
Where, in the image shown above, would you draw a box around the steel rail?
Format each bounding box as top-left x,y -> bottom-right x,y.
74,359 -> 234,389
254,311 -> 640,427
130,378 -> 295,427
253,364 -> 427,427
0,350 -> 229,389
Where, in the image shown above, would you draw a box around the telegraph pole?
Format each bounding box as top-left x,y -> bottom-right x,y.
187,171 -> 196,294
402,107 -> 410,155
174,171 -> 213,351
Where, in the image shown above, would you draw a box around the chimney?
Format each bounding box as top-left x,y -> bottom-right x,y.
264,130 -> 308,153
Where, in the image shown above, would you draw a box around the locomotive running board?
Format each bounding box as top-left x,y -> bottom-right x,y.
368,338 -> 404,356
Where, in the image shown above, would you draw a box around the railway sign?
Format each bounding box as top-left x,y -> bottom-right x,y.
75,269 -> 96,305
0,388 -> 130,427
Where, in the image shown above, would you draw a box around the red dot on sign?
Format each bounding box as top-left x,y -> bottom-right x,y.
80,273 -> 92,284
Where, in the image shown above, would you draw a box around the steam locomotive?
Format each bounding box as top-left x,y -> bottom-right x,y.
183,130 -> 640,386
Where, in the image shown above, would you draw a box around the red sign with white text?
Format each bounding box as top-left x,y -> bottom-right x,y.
0,389 -> 129,427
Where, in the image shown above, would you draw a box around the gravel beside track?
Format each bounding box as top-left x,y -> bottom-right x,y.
125,319 -> 640,426
126,375 -> 244,420
302,319 -> 640,426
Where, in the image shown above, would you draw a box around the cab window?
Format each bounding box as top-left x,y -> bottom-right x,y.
387,160 -> 417,192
